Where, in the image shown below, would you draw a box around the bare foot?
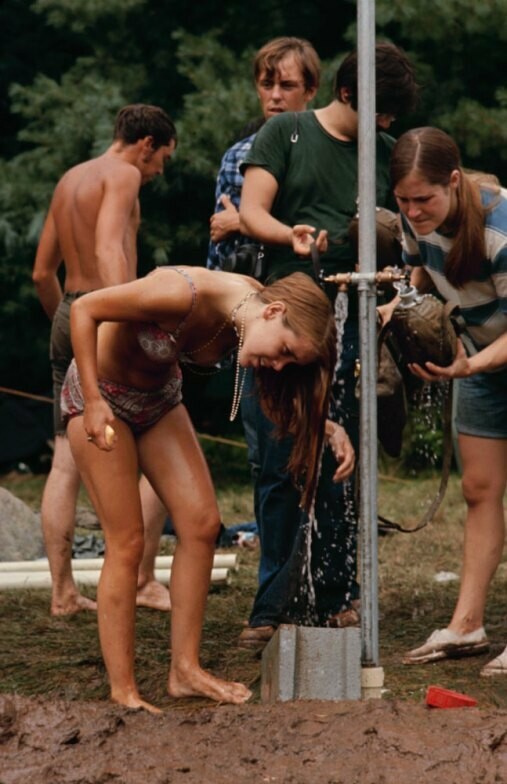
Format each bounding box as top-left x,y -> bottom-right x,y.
168,664 -> 252,705
111,692 -> 162,715
51,593 -> 97,616
136,580 -> 171,611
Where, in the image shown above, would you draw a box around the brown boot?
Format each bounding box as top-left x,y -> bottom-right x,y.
327,605 -> 360,628
238,625 -> 276,651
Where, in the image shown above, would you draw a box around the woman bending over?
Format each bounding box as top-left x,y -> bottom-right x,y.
389,127 -> 507,676
63,266 -> 354,712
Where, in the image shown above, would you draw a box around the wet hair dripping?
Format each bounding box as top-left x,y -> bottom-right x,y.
255,272 -> 337,512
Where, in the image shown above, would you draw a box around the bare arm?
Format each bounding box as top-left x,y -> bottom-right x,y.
465,331 -> 507,374
239,167 -> 289,244
69,292 -> 108,445
325,420 -> 355,482
32,209 -> 63,320
239,166 -> 327,255
411,266 -> 433,293
411,332 -> 507,382
70,275 -> 192,447
94,166 -> 142,286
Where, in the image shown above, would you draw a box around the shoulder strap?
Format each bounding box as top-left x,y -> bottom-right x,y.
445,302 -> 478,357
310,241 -> 324,285
373,322 -> 454,533
290,112 -> 299,143
377,380 -> 454,534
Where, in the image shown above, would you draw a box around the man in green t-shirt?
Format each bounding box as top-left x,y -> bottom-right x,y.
236,43 -> 419,650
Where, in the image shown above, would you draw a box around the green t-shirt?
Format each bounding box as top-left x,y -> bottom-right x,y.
241,110 -> 396,282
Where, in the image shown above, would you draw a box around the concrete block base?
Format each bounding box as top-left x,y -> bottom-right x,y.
261,624 -> 361,702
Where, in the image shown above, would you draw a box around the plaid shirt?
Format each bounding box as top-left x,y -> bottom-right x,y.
207,133 -> 259,269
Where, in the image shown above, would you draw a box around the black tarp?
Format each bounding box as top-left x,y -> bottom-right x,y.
0,394 -> 53,467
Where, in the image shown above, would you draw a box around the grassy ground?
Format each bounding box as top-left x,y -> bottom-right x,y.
1,439 -> 506,711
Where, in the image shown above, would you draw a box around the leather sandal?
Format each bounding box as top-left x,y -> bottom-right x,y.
402,627 -> 489,665
327,607 -> 360,628
480,645 -> 507,677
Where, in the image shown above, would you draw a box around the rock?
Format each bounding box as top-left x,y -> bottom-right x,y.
75,507 -> 101,531
72,534 -> 105,558
0,488 -> 45,561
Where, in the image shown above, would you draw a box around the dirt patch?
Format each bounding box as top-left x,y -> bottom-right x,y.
1,693 -> 507,783
2,473 -> 507,781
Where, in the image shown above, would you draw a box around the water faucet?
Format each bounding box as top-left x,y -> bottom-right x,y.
393,271 -> 423,309
324,266 -> 407,288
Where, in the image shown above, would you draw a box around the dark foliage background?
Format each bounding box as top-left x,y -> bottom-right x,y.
1,0 -> 505,421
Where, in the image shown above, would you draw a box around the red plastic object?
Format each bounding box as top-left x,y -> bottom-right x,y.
425,685 -> 477,709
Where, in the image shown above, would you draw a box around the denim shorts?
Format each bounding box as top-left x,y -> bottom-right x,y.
456,367 -> 507,439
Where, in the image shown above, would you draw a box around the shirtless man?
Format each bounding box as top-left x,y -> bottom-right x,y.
32,104 -> 176,616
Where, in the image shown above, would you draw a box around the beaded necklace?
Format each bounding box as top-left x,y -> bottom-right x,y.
229,290 -> 256,421
179,318 -> 230,376
183,319 -> 228,357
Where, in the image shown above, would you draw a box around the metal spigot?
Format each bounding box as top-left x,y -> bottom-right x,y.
324,266 -> 406,287
393,270 -> 423,309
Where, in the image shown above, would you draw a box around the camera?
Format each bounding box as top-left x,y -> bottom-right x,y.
222,243 -> 265,281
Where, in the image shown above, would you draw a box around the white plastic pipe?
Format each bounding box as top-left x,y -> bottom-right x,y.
0,567 -> 230,590
0,553 -> 238,572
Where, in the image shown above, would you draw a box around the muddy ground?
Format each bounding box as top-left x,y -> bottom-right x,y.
1,693 -> 507,783
2,473 -> 507,782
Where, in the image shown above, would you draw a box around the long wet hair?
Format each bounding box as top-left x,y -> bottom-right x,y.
390,127 -> 500,287
255,272 -> 337,512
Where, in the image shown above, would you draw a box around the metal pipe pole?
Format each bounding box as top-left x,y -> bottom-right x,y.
357,0 -> 380,668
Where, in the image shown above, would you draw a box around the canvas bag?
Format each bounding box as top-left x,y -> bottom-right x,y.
349,208 -> 408,457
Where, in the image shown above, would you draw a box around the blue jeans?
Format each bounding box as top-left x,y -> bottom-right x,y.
456,367 -> 507,439
240,317 -> 360,627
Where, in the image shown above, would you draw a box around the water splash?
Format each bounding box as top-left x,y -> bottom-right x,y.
288,291 -> 358,626
334,291 -> 348,378
409,380 -> 450,471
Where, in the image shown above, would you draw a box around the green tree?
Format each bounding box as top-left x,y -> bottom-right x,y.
375,0 -> 507,177
2,0 -> 506,399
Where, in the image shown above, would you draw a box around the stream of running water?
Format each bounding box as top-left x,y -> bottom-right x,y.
289,288 -> 451,625
290,290 -> 358,625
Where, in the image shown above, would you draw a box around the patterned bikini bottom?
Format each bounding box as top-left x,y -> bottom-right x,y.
61,359 -> 183,435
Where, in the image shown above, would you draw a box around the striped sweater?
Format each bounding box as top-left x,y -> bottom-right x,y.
401,187 -> 507,349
